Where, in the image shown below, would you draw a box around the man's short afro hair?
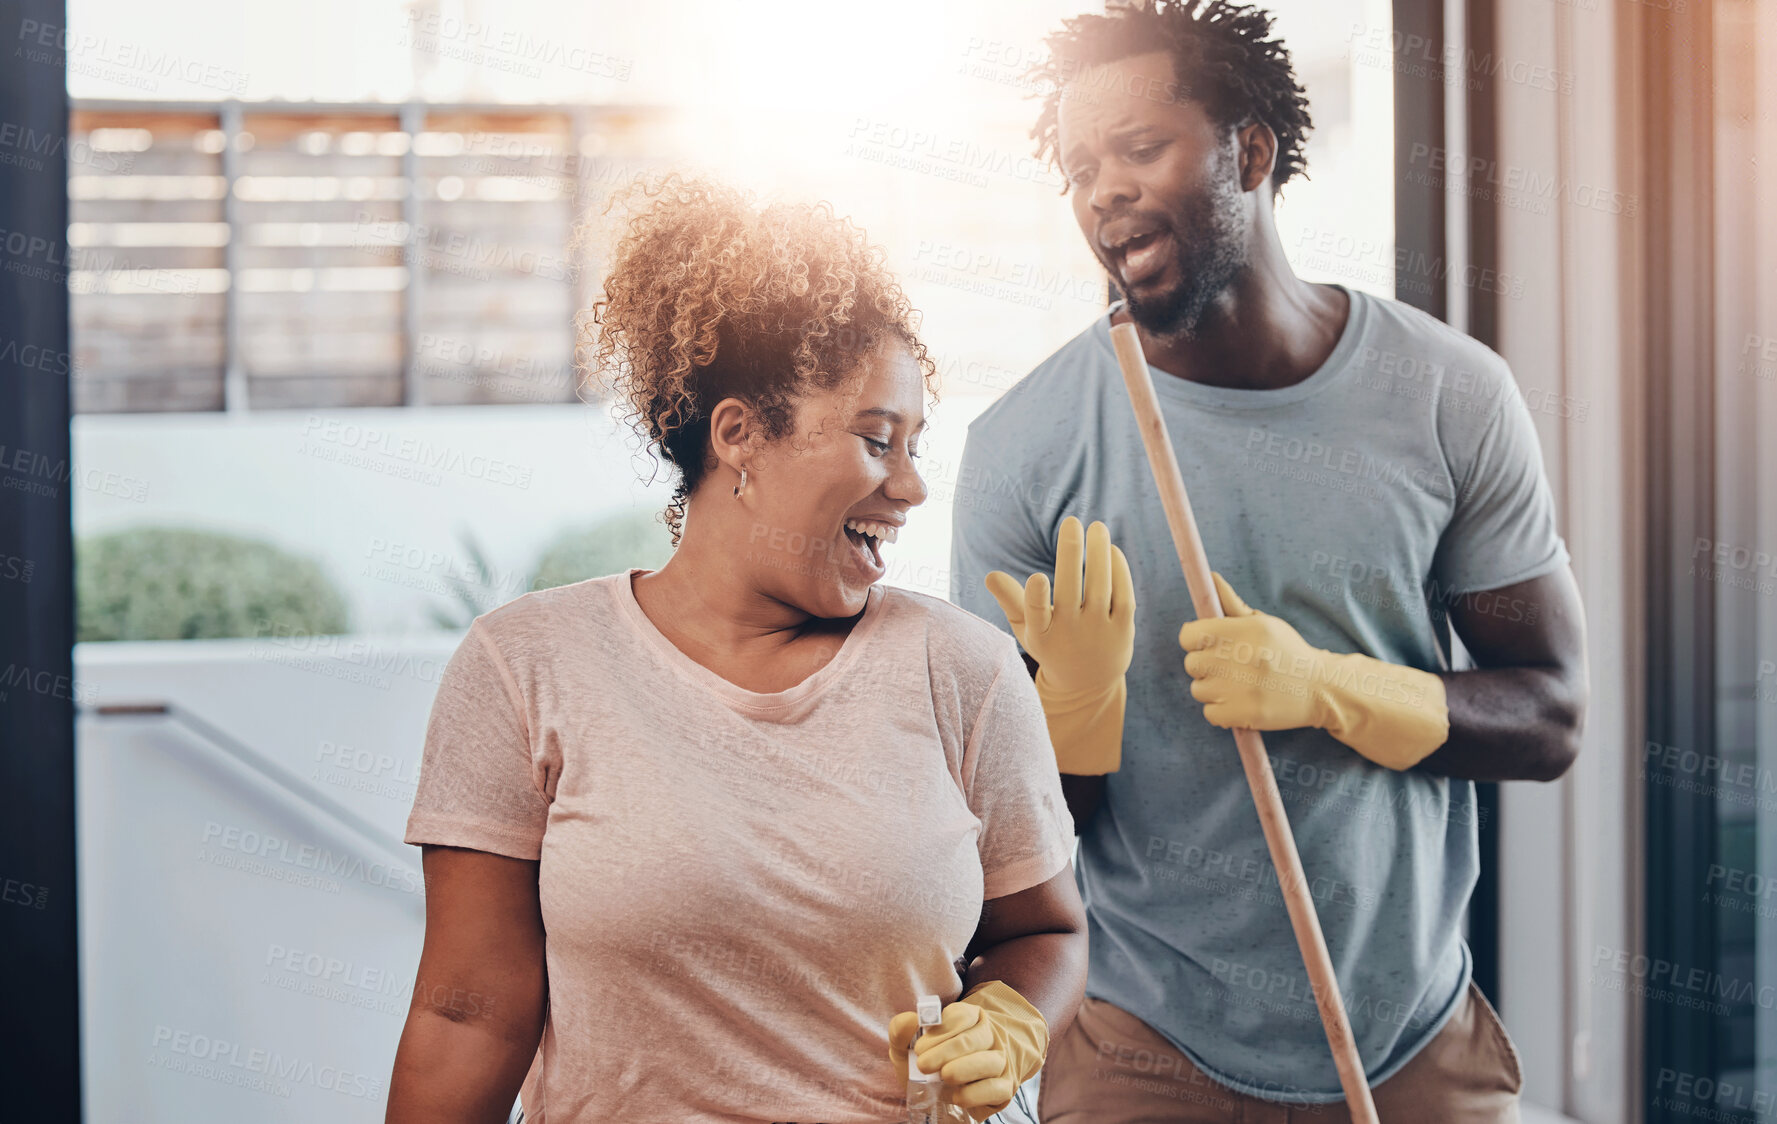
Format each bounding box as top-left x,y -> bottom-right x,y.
1029,1 -> 1314,191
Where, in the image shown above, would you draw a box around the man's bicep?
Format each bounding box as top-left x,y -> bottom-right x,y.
1445,565 -> 1586,675
1431,383 -> 1572,592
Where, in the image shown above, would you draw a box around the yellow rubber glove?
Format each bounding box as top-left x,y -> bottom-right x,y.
1176,572 -> 1450,771
887,981 -> 1050,1122
984,517 -> 1136,775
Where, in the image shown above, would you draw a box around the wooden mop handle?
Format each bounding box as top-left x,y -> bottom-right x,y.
1108,322 -> 1378,1123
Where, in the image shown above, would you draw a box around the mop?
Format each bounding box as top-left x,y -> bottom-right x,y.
1108,322 -> 1380,1123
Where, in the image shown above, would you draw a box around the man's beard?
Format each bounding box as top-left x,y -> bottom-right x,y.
1121,165 -> 1249,340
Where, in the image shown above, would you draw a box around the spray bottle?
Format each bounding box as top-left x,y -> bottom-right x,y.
905,994 -> 971,1124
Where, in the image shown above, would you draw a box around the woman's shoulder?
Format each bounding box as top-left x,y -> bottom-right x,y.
877,584 -> 1022,681
468,573 -> 623,650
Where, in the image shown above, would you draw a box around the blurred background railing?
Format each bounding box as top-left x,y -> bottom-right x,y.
75,638 -> 451,1122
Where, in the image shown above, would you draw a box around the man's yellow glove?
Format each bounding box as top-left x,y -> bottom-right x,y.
1176,572 -> 1450,771
887,981 -> 1049,1122
984,517 -> 1136,775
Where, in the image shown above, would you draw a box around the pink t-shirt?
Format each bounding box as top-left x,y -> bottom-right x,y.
403,568 -> 1074,1123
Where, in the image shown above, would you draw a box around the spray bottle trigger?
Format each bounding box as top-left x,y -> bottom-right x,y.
908,993 -> 944,1084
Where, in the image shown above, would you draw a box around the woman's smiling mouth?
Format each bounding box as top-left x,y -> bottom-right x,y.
842,517 -> 899,579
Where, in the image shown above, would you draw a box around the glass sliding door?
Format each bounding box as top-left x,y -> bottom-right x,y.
1645,1 -> 1777,1121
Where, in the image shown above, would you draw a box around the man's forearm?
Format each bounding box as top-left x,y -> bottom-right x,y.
1039,660 -> 1583,787
1418,664 -> 1587,782
1051,664 -> 1585,787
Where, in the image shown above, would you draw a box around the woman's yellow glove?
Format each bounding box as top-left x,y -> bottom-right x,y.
887,980 -> 1049,1122
984,517 -> 1136,775
1177,572 -> 1450,770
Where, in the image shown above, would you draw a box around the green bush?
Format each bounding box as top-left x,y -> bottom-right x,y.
77,526 -> 350,641
530,507 -> 675,592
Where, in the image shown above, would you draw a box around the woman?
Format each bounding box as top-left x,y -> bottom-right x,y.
385,177 -> 1090,1123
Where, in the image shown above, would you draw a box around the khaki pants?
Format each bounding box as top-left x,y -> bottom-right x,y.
1038,982 -> 1523,1123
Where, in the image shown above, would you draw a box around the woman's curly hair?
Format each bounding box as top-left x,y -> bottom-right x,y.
580,176 -> 936,547
1029,1 -> 1314,191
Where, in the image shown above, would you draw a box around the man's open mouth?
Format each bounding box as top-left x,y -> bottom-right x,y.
1114,229 -> 1173,288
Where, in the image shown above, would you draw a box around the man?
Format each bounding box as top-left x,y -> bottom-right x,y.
948,2 -> 1589,1121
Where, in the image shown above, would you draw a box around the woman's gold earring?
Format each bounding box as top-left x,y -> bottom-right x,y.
732,468 -> 747,498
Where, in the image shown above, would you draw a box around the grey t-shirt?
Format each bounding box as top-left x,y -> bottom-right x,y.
948,286 -> 1569,1101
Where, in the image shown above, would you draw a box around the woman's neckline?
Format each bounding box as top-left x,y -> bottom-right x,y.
614,567 -> 889,714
